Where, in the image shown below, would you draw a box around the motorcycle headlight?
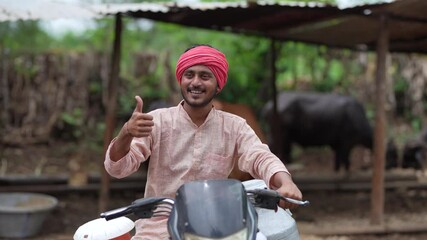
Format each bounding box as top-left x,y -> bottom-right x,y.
184,228 -> 247,240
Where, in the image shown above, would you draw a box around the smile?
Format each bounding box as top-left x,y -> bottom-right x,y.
188,89 -> 204,94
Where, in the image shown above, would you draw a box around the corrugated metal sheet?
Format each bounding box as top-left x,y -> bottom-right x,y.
0,0 -> 426,54
93,1 -> 342,35
92,3 -> 169,15
257,0 -> 326,7
283,0 -> 427,53
92,0 -> 426,54
0,0 -> 331,22
165,1 -> 249,10
335,0 -> 393,9
88,1 -> 327,14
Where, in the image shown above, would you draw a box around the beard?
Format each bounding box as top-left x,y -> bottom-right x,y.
181,86 -> 217,108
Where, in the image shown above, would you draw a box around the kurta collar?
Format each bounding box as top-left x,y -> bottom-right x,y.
177,100 -> 216,128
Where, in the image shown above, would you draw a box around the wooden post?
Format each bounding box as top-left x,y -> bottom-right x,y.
1,49 -> 9,125
370,14 -> 389,225
99,13 -> 123,212
269,39 -> 282,159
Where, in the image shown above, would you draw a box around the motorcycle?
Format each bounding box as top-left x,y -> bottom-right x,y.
74,179 -> 309,240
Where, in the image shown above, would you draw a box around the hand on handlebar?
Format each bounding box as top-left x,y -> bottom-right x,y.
271,172 -> 304,209
247,188 -> 309,212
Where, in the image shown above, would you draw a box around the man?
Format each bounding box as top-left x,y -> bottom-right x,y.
105,45 -> 302,239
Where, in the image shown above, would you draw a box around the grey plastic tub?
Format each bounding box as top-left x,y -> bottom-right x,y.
0,192 -> 58,238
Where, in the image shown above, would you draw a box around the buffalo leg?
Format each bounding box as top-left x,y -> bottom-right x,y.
334,147 -> 351,172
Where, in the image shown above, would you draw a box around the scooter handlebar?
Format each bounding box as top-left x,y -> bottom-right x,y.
101,206 -> 133,221
246,188 -> 310,210
100,188 -> 308,222
100,197 -> 173,221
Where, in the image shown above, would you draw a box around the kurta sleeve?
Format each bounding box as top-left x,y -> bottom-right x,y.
104,136 -> 152,179
235,121 -> 289,186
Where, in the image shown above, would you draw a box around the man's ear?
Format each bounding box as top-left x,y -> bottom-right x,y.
216,86 -> 221,94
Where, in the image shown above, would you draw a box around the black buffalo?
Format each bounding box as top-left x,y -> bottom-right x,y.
385,139 -> 399,170
402,128 -> 427,170
263,91 -> 373,172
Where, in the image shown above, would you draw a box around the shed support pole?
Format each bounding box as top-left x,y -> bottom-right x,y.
269,39 -> 282,160
99,13 -> 123,212
370,14 -> 389,225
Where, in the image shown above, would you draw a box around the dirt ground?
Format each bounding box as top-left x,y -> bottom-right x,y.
1,143 -> 427,240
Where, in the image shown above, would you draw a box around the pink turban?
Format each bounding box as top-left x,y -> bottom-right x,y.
175,46 -> 229,91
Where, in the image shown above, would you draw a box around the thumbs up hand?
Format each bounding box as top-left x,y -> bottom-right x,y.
125,96 -> 154,138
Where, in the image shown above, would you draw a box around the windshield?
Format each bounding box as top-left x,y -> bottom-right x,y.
184,228 -> 247,240
169,179 -> 249,239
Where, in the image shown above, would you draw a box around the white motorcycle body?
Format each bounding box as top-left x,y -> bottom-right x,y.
75,179 -> 301,240
243,179 -> 300,240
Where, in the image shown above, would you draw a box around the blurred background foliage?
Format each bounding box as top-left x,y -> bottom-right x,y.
0,0 -> 426,148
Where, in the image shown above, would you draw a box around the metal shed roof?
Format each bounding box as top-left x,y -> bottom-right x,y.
90,1 -> 342,37
283,0 -> 427,53
1,0 -> 426,54
88,0 -> 427,54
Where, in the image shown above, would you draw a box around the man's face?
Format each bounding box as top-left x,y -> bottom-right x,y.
180,65 -> 218,108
